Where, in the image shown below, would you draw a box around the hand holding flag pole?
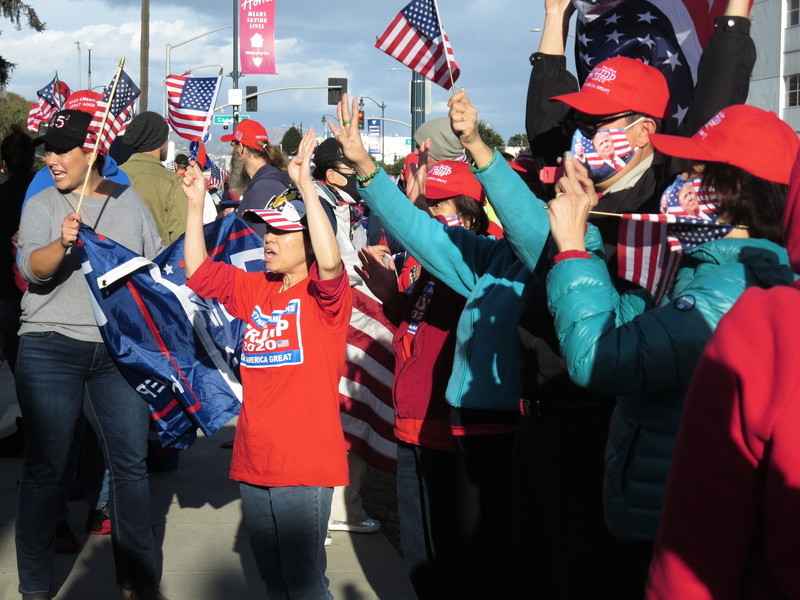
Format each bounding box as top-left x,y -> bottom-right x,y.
75,57 -> 126,215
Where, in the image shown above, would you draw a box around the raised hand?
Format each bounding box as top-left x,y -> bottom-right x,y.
548,153 -> 598,253
329,94 -> 374,176
405,139 -> 431,202
545,0 -> 573,16
355,245 -> 398,304
181,163 -> 207,212
288,128 -> 319,192
448,90 -> 480,147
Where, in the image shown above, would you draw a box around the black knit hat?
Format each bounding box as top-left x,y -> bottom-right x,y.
123,111 -> 169,153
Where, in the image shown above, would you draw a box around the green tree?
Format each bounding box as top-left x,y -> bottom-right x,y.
383,155 -> 405,178
478,121 -> 505,151
280,126 -> 302,156
1,1 -> 45,87
0,90 -> 32,141
507,133 -> 529,148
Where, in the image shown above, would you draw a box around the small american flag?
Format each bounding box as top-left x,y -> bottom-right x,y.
26,76 -> 71,133
166,73 -> 221,142
617,213 -> 732,302
375,0 -> 460,90
189,141 -> 228,190
85,69 -> 140,154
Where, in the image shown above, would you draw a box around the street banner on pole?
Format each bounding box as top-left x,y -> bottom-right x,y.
239,0 -> 277,75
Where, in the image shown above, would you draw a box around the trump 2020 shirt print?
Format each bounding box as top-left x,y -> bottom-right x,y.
242,299 -> 304,368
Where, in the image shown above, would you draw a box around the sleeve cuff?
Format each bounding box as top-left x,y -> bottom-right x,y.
529,52 -> 568,68
473,150 -> 500,175
309,261 -> 348,289
714,15 -> 750,35
186,257 -> 214,291
553,250 -> 591,264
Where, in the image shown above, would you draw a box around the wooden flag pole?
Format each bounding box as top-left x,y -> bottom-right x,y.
75,57 -> 126,215
431,0 -> 456,95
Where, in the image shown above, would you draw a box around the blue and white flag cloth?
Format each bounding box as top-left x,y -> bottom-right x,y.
78,214 -> 263,448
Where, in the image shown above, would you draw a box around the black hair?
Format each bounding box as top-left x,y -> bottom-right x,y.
701,162 -> 787,244
174,154 -> 190,167
414,195 -> 489,235
92,153 -> 106,174
1,126 -> 34,176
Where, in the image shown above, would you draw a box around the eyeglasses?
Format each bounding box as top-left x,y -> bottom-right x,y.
569,111 -> 638,138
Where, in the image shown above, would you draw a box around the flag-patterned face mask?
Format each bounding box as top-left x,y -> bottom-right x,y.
659,173 -> 720,221
571,119 -> 641,184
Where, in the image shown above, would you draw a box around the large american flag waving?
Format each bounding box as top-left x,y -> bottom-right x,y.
26,76 -> 71,133
166,73 -> 222,142
84,68 -> 140,154
573,0 -> 750,131
375,0 -> 460,90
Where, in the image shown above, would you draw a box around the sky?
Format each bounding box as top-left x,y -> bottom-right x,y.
2,0 -> 548,152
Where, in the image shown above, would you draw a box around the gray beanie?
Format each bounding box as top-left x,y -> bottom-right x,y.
414,117 -> 465,162
123,111 -> 169,153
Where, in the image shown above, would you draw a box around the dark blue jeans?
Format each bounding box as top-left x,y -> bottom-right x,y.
15,332 -> 158,595
239,483 -> 333,600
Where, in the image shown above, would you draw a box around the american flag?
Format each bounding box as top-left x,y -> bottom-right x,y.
617,213 -> 732,302
26,76 -> 71,133
573,129 -> 633,169
375,0 -> 460,90
166,73 -> 221,142
190,141 -> 228,191
573,0 -> 746,132
85,69 -> 140,154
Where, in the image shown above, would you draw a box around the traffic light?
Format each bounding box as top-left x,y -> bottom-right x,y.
328,77 -> 348,105
245,86 -> 258,112
358,110 -> 365,131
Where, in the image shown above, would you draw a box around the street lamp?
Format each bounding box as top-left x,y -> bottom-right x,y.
360,96 -> 387,163
164,26 -> 231,116
86,42 -> 94,90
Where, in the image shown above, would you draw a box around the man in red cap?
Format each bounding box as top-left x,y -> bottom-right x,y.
220,119 -> 290,237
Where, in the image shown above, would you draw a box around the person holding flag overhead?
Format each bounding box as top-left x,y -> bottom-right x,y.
182,128 -> 352,599
14,89 -> 164,599
542,104 -> 797,596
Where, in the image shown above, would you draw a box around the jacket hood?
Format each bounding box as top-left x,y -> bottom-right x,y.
686,238 -> 794,288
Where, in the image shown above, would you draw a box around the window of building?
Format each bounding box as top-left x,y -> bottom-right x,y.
788,74 -> 800,107
791,0 -> 800,27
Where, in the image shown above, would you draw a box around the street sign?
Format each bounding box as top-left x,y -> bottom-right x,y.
367,119 -> 382,137
213,115 -> 249,126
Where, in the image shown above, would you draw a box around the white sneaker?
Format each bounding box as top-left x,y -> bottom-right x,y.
327,518 -> 381,534
324,535 -> 333,546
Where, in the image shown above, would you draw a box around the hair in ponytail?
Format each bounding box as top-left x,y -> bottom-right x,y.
245,141 -> 287,170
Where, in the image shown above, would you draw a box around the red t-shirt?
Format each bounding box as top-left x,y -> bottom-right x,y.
187,259 -> 352,488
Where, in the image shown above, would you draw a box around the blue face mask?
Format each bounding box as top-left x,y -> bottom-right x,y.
570,120 -> 640,184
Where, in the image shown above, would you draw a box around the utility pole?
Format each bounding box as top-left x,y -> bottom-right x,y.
411,71 -> 426,139
139,0 -> 150,110
75,41 -> 82,89
87,45 -> 93,90
232,0 -> 240,126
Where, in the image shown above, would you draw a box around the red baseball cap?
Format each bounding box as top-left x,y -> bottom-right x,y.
425,161 -> 484,203
64,90 -> 102,115
220,119 -> 269,150
551,56 -> 669,119
650,105 -> 799,185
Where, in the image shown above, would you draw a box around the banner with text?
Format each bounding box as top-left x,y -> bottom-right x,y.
239,0 -> 277,75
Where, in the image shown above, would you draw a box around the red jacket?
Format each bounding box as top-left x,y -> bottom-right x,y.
646,282 -> 800,599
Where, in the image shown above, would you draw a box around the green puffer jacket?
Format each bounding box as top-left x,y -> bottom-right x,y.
547,234 -> 795,541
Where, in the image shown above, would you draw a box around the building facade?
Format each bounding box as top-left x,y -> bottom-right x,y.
749,0 -> 800,130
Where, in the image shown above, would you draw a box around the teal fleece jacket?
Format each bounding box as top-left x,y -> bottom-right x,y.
359,153 -> 549,412
547,236 -> 795,541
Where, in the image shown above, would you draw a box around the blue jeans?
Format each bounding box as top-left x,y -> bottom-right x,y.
239,483 -> 333,600
15,332 -> 159,595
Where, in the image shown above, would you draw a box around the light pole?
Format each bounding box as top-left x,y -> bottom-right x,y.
86,42 -> 94,90
164,25 -> 231,116
360,95 -> 387,163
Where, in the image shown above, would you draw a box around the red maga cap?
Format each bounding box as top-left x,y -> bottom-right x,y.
220,119 -> 269,150
425,161 -> 484,203
551,56 -> 669,119
651,104 -> 799,185
64,90 -> 102,115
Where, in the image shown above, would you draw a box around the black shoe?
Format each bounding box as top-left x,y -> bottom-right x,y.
0,418 -> 24,458
55,520 -> 80,554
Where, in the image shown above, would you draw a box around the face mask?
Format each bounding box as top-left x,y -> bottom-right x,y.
659,173 -> 732,248
335,172 -> 361,203
571,118 -> 643,184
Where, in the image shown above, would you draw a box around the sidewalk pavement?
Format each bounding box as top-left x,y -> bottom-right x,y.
0,425 -> 416,599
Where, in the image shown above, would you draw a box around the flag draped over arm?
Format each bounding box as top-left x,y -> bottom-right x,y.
77,214 -> 264,447
26,76 -> 71,133
573,0 -> 751,130
166,73 -> 222,142
375,0 -> 460,90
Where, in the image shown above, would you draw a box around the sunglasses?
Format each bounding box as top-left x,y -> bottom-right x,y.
568,111 -> 637,138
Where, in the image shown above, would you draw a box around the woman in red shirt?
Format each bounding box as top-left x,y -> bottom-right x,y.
181,129 -> 352,599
